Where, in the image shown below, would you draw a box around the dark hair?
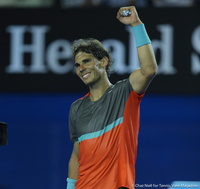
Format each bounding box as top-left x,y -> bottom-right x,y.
71,38 -> 112,76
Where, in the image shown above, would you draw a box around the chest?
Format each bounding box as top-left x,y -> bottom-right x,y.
74,93 -> 126,138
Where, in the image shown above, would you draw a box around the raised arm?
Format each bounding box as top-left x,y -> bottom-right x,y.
117,6 -> 158,95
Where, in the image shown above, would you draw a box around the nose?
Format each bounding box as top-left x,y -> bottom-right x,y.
79,63 -> 85,72
76,63 -> 85,75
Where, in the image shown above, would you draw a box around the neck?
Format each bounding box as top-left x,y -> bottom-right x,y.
89,76 -> 111,101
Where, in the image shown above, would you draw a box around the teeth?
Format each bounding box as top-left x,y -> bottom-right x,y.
83,73 -> 89,78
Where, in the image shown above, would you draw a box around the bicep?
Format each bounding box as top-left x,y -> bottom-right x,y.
73,141 -> 79,157
129,68 -> 155,95
129,44 -> 157,94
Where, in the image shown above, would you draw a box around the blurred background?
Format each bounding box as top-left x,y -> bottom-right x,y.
0,0 -> 200,7
0,0 -> 200,189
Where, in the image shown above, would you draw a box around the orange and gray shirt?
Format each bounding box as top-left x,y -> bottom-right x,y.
69,79 -> 144,189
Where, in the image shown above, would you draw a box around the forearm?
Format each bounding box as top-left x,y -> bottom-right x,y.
127,9 -> 157,77
132,24 -> 158,77
68,155 -> 79,180
67,142 -> 79,189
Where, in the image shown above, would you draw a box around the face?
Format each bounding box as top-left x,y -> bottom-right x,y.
75,52 -> 106,86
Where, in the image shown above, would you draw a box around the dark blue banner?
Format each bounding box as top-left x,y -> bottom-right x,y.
0,7 -> 200,93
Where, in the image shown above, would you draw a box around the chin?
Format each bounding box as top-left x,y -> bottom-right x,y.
82,79 -> 91,86
82,77 -> 94,86
81,75 -> 100,87
83,79 -> 95,87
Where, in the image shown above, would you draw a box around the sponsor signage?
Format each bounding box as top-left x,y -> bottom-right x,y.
0,7 -> 200,93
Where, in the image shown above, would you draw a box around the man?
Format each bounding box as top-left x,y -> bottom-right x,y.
67,6 -> 157,189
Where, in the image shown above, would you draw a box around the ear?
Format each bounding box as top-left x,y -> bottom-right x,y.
101,56 -> 108,68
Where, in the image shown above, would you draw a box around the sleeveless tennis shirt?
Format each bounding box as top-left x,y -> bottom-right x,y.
69,78 -> 144,189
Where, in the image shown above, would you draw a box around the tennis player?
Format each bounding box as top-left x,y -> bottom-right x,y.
67,6 -> 157,189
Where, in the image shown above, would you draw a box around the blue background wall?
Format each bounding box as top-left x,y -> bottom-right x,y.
0,93 -> 200,189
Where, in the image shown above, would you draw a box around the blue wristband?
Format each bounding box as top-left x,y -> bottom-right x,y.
132,24 -> 151,48
67,178 -> 77,189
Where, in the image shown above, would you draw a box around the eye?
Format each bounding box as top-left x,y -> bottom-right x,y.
83,59 -> 91,64
75,63 -> 80,68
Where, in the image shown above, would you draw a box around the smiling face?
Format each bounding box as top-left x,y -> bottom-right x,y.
71,38 -> 112,77
75,52 -> 107,87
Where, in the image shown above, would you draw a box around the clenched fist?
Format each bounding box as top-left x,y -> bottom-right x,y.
116,6 -> 143,27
